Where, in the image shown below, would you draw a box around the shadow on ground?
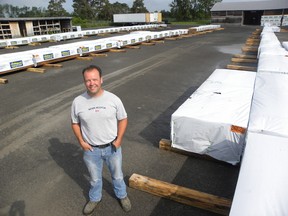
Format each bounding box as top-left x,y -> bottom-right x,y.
48,138 -> 116,202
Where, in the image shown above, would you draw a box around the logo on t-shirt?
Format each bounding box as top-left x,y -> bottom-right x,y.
88,106 -> 106,112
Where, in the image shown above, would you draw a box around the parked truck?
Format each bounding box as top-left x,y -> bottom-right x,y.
113,13 -> 162,24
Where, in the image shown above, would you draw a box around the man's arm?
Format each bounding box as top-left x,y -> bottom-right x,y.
71,121 -> 93,151
113,118 -> 128,148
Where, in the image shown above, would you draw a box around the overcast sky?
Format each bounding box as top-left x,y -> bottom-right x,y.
0,0 -> 171,12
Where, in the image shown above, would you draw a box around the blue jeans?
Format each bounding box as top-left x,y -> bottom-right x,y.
83,145 -> 127,202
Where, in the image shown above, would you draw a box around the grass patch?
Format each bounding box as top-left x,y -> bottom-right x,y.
171,20 -> 211,26
72,17 -> 112,28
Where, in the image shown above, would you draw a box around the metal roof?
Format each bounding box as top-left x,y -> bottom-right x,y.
211,0 -> 288,11
0,17 -> 72,21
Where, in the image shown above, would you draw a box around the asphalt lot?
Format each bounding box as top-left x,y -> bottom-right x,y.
0,25 -> 273,216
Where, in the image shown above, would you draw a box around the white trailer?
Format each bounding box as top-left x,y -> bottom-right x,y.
113,13 -> 162,24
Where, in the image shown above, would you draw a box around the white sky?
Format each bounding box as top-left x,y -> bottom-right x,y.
0,0 -> 171,12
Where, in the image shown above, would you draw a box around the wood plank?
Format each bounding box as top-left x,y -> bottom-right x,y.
246,38 -> 260,43
233,54 -> 257,59
151,40 -> 165,44
125,45 -> 141,49
0,78 -> 8,84
29,42 -> 41,46
165,37 -> 177,41
247,35 -> 260,39
26,68 -> 46,73
159,139 -> 219,162
76,56 -> 93,60
89,53 -> 108,57
241,46 -> 258,53
129,173 -> 231,216
109,49 -> 126,53
5,46 -> 19,49
231,58 -> 258,63
141,42 -> 156,46
215,27 -> 225,31
43,63 -> 63,67
226,64 -> 256,72
245,42 -> 260,46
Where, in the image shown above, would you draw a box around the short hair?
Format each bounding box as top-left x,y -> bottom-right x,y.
82,65 -> 103,77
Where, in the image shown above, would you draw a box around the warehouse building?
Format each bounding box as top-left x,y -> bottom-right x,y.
211,0 -> 288,25
0,17 -> 72,39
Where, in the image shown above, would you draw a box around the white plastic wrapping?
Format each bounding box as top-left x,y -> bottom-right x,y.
171,69 -> 256,165
258,55 -> 288,73
283,41 -> 288,51
248,72 -> 288,137
230,132 -> 288,216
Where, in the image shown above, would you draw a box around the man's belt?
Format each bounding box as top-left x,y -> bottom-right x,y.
89,140 -> 114,148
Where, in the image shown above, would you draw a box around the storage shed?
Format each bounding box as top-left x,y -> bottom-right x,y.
0,17 -> 72,39
211,0 -> 288,25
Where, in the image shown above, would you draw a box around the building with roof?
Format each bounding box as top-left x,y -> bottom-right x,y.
211,0 -> 288,25
0,17 -> 72,39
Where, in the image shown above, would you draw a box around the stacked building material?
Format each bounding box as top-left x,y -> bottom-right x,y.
171,69 -> 256,165
230,25 -> 288,216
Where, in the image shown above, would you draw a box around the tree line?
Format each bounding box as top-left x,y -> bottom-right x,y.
0,0 -> 220,21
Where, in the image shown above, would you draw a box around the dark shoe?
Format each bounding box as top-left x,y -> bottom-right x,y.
83,200 -> 100,215
120,196 -> 131,212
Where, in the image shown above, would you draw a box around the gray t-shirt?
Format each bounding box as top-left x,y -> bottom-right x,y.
71,90 -> 127,145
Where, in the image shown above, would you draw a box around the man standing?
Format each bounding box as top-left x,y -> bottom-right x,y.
71,65 -> 131,215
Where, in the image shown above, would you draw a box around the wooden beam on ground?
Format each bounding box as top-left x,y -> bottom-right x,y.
89,53 -> 108,57
26,68 -> 46,73
5,46 -> 19,49
125,45 -> 141,49
215,27 -> 225,31
246,38 -> 260,43
151,40 -> 165,44
0,78 -> 8,84
29,42 -> 41,46
245,41 -> 260,46
98,33 -> 108,36
76,56 -> 93,61
129,173 -> 231,216
43,63 -> 63,67
227,64 -> 256,72
248,35 -> 260,39
252,31 -> 261,35
159,139 -> 222,162
141,42 -> 156,46
241,46 -> 258,53
231,58 -> 258,63
159,139 -> 191,155
109,49 -> 126,53
165,37 -> 177,41
233,54 -> 257,59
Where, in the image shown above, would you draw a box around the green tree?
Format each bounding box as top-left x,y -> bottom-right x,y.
97,0 -> 112,20
47,0 -> 69,16
72,0 -> 96,19
169,0 -> 220,21
198,0 -> 220,18
0,4 -> 46,18
169,0 -> 191,21
24,6 -> 46,17
131,0 -> 148,13
0,5 -> 5,17
111,2 -> 130,14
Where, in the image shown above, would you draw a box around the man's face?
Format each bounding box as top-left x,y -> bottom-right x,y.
83,69 -> 103,96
